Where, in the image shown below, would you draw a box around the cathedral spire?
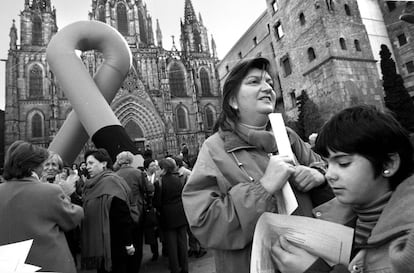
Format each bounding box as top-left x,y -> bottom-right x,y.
199,12 -> 204,26
9,19 -> 18,50
184,0 -> 198,25
211,34 -> 217,59
156,19 -> 163,48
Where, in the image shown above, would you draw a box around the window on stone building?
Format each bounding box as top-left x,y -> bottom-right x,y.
270,0 -> 278,14
200,67 -> 211,96
29,64 -> 43,98
354,40 -> 361,51
344,4 -> 351,16
238,52 -> 243,59
274,22 -> 284,40
398,33 -> 407,46
177,106 -> 189,130
31,113 -> 43,138
308,47 -> 316,62
32,16 -> 42,46
340,38 -> 347,50
386,1 -> 397,12
205,106 -> 215,130
226,65 -> 230,73
169,62 -> 187,97
299,13 -> 306,25
281,55 -> 292,77
98,5 -> 105,22
290,92 -> 297,108
117,3 -> 128,36
406,61 -> 414,73
253,37 -> 258,45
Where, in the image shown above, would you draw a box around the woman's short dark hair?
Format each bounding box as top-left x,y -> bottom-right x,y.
3,140 -> 49,180
158,158 -> 176,174
315,105 -> 414,190
214,57 -> 273,131
84,148 -> 113,170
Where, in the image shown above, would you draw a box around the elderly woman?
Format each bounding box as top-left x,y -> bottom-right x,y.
41,152 -> 83,265
81,148 -> 135,273
0,140 -> 83,273
182,57 -> 332,273
154,158 -> 189,273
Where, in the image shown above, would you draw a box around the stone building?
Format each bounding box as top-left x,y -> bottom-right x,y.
378,0 -> 414,96
218,0 -> 385,125
4,0 -> 221,161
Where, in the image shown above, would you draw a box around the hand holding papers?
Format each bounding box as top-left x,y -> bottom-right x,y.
250,212 -> 354,273
268,113 -> 298,215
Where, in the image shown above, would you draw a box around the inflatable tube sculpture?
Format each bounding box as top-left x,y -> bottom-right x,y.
47,20 -> 137,163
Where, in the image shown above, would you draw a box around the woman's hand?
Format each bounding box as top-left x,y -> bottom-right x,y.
271,235 -> 318,273
260,155 -> 295,194
125,244 -> 135,256
290,166 -> 325,192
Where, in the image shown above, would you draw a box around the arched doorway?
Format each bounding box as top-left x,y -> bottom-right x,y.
124,120 -> 145,153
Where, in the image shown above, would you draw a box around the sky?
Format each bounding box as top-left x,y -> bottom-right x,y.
0,0 -> 267,110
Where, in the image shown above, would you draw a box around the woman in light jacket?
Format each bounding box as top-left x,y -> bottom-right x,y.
182,57 -> 333,273
0,140 -> 84,273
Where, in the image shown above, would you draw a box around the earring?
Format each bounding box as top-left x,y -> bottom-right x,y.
383,170 -> 390,175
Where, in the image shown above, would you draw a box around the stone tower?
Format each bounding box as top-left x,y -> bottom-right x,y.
5,0 -> 221,160
265,0 -> 384,121
5,0 -> 64,150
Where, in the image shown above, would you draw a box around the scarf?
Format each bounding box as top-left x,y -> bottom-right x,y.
235,122 -> 277,153
81,170 -> 130,271
234,121 -> 314,216
353,191 -> 392,247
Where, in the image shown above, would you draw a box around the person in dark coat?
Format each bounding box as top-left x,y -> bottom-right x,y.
154,158 -> 189,273
143,158 -> 162,261
115,151 -> 152,272
81,148 -> 135,273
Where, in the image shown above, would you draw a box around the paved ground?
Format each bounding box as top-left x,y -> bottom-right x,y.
140,243 -> 215,273
78,242 -> 216,273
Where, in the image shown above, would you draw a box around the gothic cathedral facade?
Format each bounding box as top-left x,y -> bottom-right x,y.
5,0 -> 221,160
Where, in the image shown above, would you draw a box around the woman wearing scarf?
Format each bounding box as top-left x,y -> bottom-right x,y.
81,148 -> 135,273
182,57 -> 333,273
0,141 -> 83,273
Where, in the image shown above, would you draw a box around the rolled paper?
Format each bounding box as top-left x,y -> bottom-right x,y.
47,20 -> 135,163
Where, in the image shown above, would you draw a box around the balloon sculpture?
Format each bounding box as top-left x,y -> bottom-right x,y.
46,21 -> 138,163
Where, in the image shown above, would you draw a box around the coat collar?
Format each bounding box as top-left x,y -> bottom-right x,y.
219,129 -> 256,152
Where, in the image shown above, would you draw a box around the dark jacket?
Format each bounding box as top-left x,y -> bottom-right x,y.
154,172 -> 187,229
116,165 -> 150,221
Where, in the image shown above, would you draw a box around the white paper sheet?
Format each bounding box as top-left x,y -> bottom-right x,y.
251,212 -> 354,273
268,113 -> 298,215
0,240 -> 44,273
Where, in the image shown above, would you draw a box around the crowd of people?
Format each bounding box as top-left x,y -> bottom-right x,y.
1,56 -> 414,273
0,140 -> 204,273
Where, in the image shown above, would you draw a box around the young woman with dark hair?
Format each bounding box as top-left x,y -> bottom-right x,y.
272,105 -> 414,272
